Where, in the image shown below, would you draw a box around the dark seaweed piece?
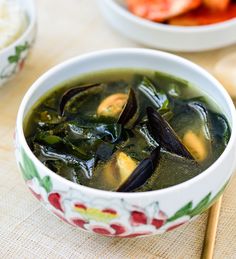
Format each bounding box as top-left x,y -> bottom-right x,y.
34,131 -> 63,145
136,150 -> 202,192
95,143 -> 115,162
45,160 -> 81,184
118,88 -> 138,127
154,71 -> 189,92
188,101 -> 209,127
66,122 -> 122,144
147,107 -> 194,159
188,100 -> 212,140
35,122 -> 123,160
117,146 -> 161,192
59,83 -> 102,116
209,112 -> 231,146
137,76 -> 169,111
63,137 -> 95,160
34,144 -> 95,179
117,130 -> 154,162
33,128 -> 92,160
166,98 -> 209,138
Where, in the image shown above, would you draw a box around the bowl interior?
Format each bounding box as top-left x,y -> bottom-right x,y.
17,49 -> 236,198
21,49 -> 234,125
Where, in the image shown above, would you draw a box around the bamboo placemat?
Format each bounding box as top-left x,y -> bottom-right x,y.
0,0 -> 236,258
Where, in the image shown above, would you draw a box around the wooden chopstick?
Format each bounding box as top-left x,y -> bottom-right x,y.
201,196 -> 223,259
201,97 -> 236,258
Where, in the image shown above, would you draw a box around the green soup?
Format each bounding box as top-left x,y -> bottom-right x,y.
24,69 -> 231,192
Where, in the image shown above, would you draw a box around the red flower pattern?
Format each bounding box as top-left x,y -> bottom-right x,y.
110,223 -> 126,235
102,208 -> 117,215
151,211 -> 167,229
130,211 -> 147,226
48,193 -> 63,212
71,218 -> 87,229
44,191 -> 181,236
74,203 -> 87,210
27,176 -> 191,237
92,227 -> 112,236
151,218 -> 165,228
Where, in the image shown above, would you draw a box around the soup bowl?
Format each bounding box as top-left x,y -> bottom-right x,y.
0,0 -> 36,87
15,49 -> 236,237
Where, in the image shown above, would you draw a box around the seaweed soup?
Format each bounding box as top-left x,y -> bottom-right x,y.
25,69 -> 231,192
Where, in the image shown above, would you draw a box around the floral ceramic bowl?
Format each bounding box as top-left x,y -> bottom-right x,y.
0,0 -> 36,87
98,0 -> 236,52
15,49 -> 236,237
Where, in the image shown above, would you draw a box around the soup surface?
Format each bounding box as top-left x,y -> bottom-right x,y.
25,69 -> 231,192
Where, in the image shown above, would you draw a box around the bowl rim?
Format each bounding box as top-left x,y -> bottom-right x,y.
16,48 -> 236,198
105,0 -> 236,32
0,0 -> 36,56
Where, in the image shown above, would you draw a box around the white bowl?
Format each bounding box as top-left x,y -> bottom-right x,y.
98,0 -> 236,52
15,49 -> 236,237
0,0 -> 36,87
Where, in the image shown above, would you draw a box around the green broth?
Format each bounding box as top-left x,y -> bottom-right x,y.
24,69 -> 231,192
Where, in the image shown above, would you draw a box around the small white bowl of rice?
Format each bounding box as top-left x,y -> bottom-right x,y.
0,0 -> 36,87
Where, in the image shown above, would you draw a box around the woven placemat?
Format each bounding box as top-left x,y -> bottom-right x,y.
0,0 -> 236,258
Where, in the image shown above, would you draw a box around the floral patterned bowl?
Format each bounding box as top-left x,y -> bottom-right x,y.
15,49 -> 236,237
0,0 -> 36,87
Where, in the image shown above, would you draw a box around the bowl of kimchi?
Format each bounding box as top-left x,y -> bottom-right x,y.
98,0 -> 236,52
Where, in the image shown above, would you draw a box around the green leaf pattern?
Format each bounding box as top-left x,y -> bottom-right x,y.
167,183 -> 227,222
168,202 -> 193,222
189,193 -> 211,217
41,176 -> 53,193
8,42 -> 29,64
0,42 -> 30,81
20,148 -> 52,193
